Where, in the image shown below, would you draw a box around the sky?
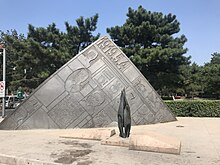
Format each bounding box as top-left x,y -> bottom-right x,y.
0,0 -> 220,66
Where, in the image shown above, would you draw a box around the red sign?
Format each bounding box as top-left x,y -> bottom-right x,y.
0,81 -> 5,97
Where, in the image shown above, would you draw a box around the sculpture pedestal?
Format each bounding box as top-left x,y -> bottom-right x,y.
60,128 -> 115,140
101,135 -> 129,147
101,131 -> 181,155
129,132 -> 181,155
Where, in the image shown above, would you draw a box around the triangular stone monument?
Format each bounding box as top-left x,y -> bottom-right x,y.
0,36 -> 176,130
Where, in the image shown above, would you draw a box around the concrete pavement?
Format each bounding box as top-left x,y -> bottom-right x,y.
0,117 -> 219,165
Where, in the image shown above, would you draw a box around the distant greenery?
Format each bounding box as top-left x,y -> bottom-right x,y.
0,6 -> 219,99
179,53 -> 220,99
165,100 -> 220,117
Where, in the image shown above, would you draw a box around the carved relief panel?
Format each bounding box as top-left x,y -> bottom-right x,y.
0,36 -> 176,130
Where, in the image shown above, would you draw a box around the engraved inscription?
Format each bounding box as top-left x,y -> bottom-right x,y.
65,68 -> 91,93
88,59 -> 105,74
81,116 -> 94,128
111,53 -> 130,70
110,80 -> 124,95
97,75 -> 107,87
79,48 -> 99,67
48,94 -> 85,128
97,38 -> 112,51
132,104 -> 155,125
86,91 -> 105,107
80,89 -> 109,116
97,37 -> 130,71
126,88 -> 143,114
94,68 -> 114,88
130,92 -> 135,100
110,81 -> 121,93
135,82 -> 148,98
134,77 -> 152,98
91,110 -> 112,128
104,78 -> 125,100
86,49 -> 98,62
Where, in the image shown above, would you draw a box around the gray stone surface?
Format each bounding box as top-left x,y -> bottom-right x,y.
0,36 -> 176,130
0,117 -> 219,165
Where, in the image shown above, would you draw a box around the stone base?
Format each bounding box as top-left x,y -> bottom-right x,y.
101,135 -> 129,147
101,131 -> 181,155
60,128 -> 116,140
129,132 -> 181,155
60,128 -> 181,155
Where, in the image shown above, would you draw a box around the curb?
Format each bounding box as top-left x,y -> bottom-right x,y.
0,154 -> 59,165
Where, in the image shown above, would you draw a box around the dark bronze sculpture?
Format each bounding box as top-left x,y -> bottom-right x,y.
118,88 -> 131,138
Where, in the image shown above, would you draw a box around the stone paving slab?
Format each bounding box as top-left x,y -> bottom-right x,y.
129,132 -> 181,154
101,132 -> 180,155
0,117 -> 219,165
60,128 -> 116,140
0,153 -> 59,165
101,135 -> 129,147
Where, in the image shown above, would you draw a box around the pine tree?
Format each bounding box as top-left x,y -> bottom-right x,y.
107,6 -> 190,95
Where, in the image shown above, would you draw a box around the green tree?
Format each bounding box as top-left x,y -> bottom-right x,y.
27,23 -> 69,82
0,14 -> 100,92
210,52 -> 220,64
65,13 -> 100,54
0,30 -> 28,92
179,63 -> 203,98
202,54 -> 220,99
107,6 -> 190,95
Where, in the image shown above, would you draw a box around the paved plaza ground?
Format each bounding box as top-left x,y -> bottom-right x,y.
0,117 -> 219,165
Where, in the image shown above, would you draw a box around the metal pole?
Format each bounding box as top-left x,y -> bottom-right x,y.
2,48 -> 6,118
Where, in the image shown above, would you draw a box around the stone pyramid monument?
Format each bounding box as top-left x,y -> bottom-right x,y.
0,36 -> 176,130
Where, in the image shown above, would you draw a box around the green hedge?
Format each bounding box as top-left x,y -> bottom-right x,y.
165,100 -> 220,117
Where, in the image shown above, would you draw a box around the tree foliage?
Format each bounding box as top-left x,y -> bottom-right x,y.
0,30 -> 27,91
0,14 -> 99,92
202,63 -> 220,99
65,13 -> 100,54
210,52 -> 220,64
179,56 -> 220,99
0,8 -> 219,99
179,63 -> 204,97
107,6 -> 190,95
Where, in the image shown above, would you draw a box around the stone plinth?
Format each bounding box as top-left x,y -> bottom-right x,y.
101,135 -> 129,147
60,128 -> 115,140
129,132 -> 181,155
100,131 -> 181,155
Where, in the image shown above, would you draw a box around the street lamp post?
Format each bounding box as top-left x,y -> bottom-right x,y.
0,44 -> 6,118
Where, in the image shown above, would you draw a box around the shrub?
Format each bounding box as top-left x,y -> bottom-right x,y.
165,100 -> 220,117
